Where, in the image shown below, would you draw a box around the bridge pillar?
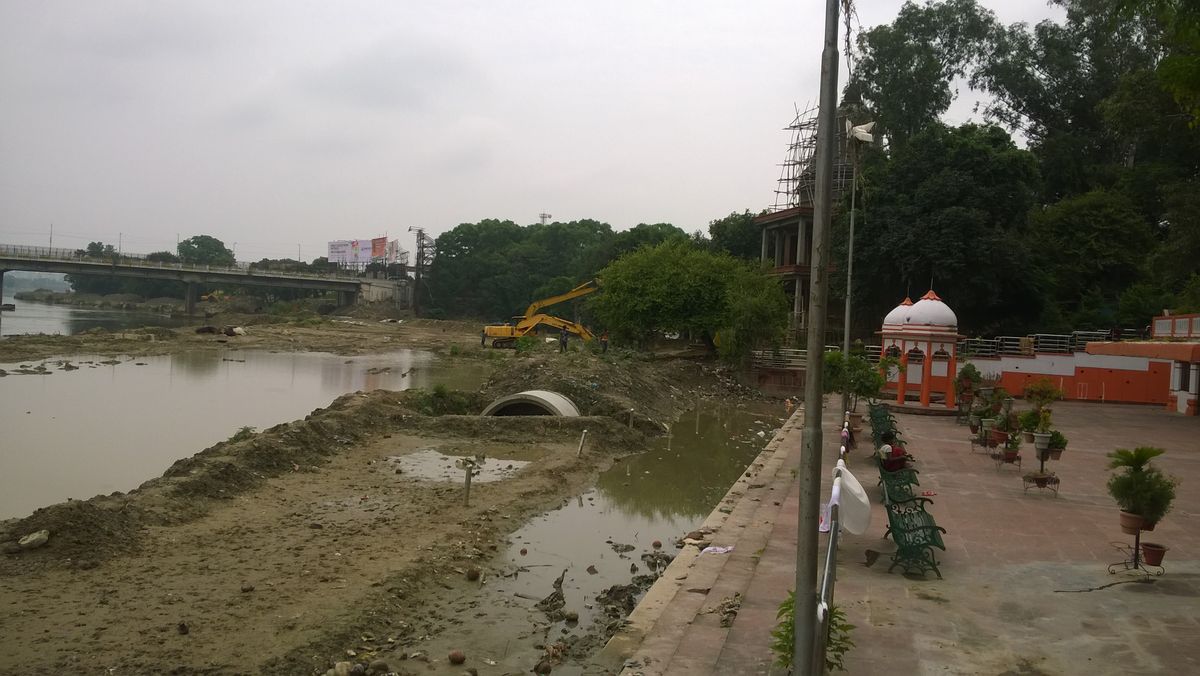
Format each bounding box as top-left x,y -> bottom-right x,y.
0,269 -> 6,339
185,282 -> 197,316
337,289 -> 359,307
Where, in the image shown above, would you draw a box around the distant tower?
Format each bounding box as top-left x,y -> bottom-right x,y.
539,212 -> 552,225
407,227 -> 436,317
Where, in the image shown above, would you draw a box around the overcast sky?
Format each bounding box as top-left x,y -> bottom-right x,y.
0,1 -> 1065,262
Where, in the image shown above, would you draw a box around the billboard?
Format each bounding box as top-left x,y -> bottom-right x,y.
371,237 -> 387,258
328,239 -> 375,265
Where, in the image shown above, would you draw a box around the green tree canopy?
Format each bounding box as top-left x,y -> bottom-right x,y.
707,210 -> 761,259
177,235 -> 235,266
588,240 -> 788,362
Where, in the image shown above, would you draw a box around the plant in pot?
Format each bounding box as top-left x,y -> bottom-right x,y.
1018,409 -> 1040,443
1031,410 -> 1053,452
957,363 -> 982,403
977,372 -> 1000,400
1023,377 -> 1063,414
823,351 -> 886,427
1047,430 -> 1067,459
1106,446 -> 1178,535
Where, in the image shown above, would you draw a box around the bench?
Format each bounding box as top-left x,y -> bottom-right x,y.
884,501 -> 946,579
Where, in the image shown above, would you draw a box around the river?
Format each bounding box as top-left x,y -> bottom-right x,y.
0,295 -> 187,336
0,349 -> 484,520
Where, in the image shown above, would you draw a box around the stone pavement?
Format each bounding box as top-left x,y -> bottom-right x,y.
601,400 -> 1200,675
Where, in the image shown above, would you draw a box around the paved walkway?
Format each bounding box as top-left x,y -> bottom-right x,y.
602,400 -> 1200,675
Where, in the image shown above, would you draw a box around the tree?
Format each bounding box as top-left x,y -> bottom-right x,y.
588,240 -> 788,362
1029,190 -> 1156,323
707,210 -> 761,260
835,123 -> 1043,335
177,235 -> 235,266
846,0 -> 1000,147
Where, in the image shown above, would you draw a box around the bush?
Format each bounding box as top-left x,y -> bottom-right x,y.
409,385 -> 477,416
1048,430 -> 1068,449
770,590 -> 855,672
514,335 -> 539,354
1018,409 -> 1040,432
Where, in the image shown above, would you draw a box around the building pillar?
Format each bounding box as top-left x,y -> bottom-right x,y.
774,230 -> 783,267
1190,363 -> 1199,395
761,227 -> 769,263
1170,362 -> 1183,391
185,282 -> 197,316
896,349 -> 908,405
797,217 -> 809,265
920,341 -> 934,407
946,349 -> 957,409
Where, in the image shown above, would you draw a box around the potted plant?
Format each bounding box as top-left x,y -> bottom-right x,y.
1141,542 -> 1169,566
1047,430 -> 1067,459
1031,410 -> 1053,452
957,363 -> 983,403
977,372 -> 1001,399
1018,409 -> 1039,443
1106,447 -> 1179,534
1023,377 -> 1063,414
823,352 -> 886,426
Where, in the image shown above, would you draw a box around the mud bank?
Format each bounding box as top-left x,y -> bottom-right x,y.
0,347 -> 768,674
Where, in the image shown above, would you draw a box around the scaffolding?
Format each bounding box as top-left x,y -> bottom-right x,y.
771,103 -> 855,212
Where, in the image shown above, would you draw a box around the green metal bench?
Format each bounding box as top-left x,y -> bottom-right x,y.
884,501 -> 946,579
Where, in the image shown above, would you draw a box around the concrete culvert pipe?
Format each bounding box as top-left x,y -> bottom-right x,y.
481,390 -> 580,417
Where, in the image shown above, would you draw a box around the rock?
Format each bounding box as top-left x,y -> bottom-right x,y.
565,611 -> 579,623
240,583 -> 255,593
330,662 -> 354,676
586,565 -> 598,575
465,566 -> 481,582
448,649 -> 466,664
630,562 -> 638,574
177,621 -> 189,635
366,659 -> 390,675
350,665 -> 366,675
652,540 -> 663,549
18,530 -> 49,550
533,658 -> 553,674
520,548 -> 528,556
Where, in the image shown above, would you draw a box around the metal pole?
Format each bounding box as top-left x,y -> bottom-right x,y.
795,0 -> 841,672
841,162 -> 857,414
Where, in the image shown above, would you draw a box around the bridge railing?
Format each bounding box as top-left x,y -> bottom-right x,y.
0,244 -> 363,282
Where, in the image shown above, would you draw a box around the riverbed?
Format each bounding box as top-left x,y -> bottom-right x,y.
0,348 -> 485,519
0,295 -> 187,336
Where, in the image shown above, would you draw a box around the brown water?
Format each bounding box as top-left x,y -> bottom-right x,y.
0,296 -> 188,336
409,402 -> 784,674
0,349 -> 485,519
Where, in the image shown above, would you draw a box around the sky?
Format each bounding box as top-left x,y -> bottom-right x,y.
0,1 -> 1066,263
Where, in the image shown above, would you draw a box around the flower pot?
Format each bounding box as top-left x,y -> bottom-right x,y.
1119,511 -> 1146,535
1141,543 -> 1168,566
1022,431 -> 1035,443
1032,432 -> 1052,451
1142,520 -> 1156,532
1048,447 -> 1064,460
847,412 -> 863,431
978,387 -> 994,399
988,429 -> 1009,446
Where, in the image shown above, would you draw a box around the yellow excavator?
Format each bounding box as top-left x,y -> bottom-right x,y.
483,279 -> 599,348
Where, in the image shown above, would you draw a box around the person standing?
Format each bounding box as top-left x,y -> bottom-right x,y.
600,331 -> 609,353
559,327 -> 569,353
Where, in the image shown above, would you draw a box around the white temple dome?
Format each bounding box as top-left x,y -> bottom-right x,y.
905,290 -> 957,327
882,297 -> 913,326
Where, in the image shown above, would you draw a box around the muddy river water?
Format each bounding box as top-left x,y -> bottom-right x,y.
0,349 -> 483,519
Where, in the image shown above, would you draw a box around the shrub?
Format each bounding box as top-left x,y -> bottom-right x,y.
1106,446 -> 1178,524
514,335 -> 539,354
410,385 -> 476,416
770,590 -> 855,672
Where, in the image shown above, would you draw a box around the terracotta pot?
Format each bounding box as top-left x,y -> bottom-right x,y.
988,429 -> 1009,446
1141,543 -> 1168,566
1022,431 -> 1035,443
1119,511 -> 1146,535
1142,520 -> 1156,532
1048,448 -> 1064,460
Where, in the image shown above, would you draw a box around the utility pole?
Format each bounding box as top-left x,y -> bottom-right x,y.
297,244 -> 302,262
796,0 -> 841,673
49,223 -> 53,249
539,212 -> 552,225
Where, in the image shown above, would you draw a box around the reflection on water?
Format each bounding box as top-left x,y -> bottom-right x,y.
493,402 -> 782,628
0,349 -> 486,519
598,403 -> 781,520
0,296 -> 188,336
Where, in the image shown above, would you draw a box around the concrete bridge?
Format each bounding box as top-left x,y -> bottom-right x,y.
0,244 -> 385,315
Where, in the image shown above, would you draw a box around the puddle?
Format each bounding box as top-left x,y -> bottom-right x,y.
406,402 -> 784,674
388,449 -> 530,483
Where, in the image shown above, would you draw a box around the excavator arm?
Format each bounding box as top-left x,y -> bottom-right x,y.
521,279 -> 599,318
